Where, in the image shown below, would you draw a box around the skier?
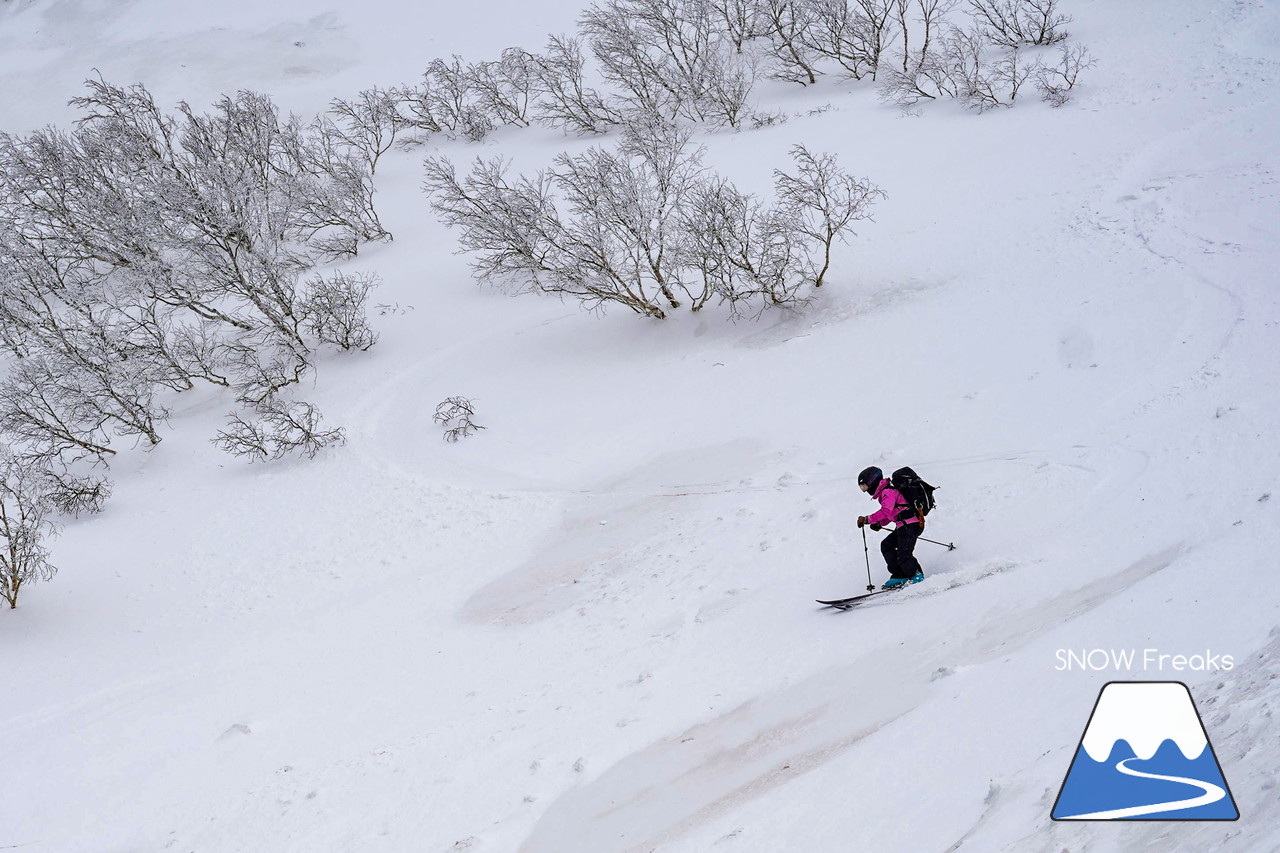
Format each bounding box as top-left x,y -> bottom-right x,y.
856,466 -> 925,589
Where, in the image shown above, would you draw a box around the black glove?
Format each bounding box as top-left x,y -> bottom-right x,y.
870,522 -> 882,532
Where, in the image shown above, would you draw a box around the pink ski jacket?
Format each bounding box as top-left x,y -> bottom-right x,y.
867,480 -> 920,528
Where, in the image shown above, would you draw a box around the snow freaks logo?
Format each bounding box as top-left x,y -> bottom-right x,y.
1052,681 -> 1239,821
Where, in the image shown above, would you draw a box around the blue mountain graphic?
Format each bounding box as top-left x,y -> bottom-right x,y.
1053,738 -> 1238,820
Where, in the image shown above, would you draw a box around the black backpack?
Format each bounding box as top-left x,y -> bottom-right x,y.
890,467 -> 937,522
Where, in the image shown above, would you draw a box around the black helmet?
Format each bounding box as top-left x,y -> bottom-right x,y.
858,466 -> 883,491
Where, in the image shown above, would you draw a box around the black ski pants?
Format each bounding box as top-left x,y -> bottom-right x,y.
881,523 -> 923,579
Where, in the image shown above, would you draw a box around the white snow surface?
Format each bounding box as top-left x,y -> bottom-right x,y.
1080,682 -> 1208,762
3,1 -> 1280,852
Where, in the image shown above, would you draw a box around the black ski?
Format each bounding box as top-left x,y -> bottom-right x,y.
816,585 -> 908,610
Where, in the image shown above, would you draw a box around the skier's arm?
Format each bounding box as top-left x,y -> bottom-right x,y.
866,489 -> 902,527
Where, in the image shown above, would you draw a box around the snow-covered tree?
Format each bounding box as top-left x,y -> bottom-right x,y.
580,0 -> 759,126
968,0 -> 1070,47
396,55 -> 496,141
758,0 -> 823,84
773,144 -> 886,289
326,86 -> 401,173
0,447 -> 105,609
529,34 -> 623,134
0,78 -> 382,469
800,0 -> 900,81
471,48 -> 540,128
424,126 -> 882,318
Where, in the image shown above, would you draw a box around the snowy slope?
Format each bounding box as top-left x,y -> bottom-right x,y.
3,1 -> 1279,851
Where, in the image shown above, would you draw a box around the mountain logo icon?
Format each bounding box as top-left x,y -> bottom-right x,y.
1052,681 -> 1239,821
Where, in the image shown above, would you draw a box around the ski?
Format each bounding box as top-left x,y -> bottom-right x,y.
816,585 -> 908,609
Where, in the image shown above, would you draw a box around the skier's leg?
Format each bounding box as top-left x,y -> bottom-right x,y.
881,527 -> 908,578
898,523 -> 923,576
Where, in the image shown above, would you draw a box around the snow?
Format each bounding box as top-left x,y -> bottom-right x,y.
3,0 -> 1279,851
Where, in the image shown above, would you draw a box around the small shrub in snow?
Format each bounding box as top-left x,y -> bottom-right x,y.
1034,43 -> 1094,107
749,108 -> 789,128
41,467 -> 112,518
213,399 -> 346,462
300,270 -> 381,351
433,397 -> 485,442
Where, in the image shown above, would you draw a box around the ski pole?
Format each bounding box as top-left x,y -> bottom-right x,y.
918,536 -> 956,551
862,526 -> 874,592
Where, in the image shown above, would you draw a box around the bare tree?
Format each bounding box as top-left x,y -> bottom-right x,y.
580,0 -> 758,126
219,333 -> 311,406
0,357 -> 117,464
709,0 -> 767,51
300,121 -> 393,259
327,86 -> 401,172
0,447 -> 61,609
398,56 -> 495,142
758,0 -> 822,84
773,145 -> 885,288
471,48 -> 540,128
423,156 -> 561,296
965,44 -> 1037,110
1019,0 -> 1071,45
401,57 -> 464,135
212,399 -> 346,462
881,21 -> 1062,110
891,0 -> 957,73
0,78 -> 383,467
41,466 -> 112,517
425,121 -> 706,319
878,23 -> 969,105
677,176 -> 799,313
529,34 -> 623,134
426,132 -> 883,318
968,0 -> 1069,47
0,290 -> 170,456
853,0 -> 902,78
697,44 -> 762,127
801,0 -> 899,81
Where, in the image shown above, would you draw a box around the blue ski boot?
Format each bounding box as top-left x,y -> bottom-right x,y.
908,570 -> 925,585
881,576 -> 910,590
